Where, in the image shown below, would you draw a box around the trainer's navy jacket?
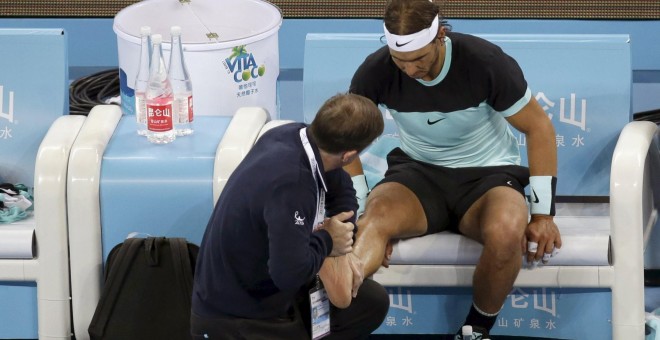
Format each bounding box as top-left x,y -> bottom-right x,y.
192,122 -> 358,319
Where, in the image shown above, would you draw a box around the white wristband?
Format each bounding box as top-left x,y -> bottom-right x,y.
351,174 -> 369,216
529,176 -> 557,216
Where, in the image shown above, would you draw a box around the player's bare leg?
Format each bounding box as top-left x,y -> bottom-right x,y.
458,186 -> 528,313
320,183 -> 427,307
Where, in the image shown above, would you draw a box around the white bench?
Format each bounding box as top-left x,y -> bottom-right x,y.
60,104 -> 658,339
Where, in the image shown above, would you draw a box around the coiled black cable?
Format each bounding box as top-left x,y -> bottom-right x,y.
69,68 -> 120,116
634,108 -> 660,124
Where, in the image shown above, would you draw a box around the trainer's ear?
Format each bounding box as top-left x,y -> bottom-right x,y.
437,25 -> 447,43
341,150 -> 359,165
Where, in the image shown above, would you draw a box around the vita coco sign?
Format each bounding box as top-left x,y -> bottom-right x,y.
0,85 -> 15,140
223,45 -> 266,83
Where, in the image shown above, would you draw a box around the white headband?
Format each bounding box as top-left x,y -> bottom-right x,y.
383,15 -> 439,52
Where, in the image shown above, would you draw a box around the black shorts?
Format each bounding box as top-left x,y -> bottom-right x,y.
376,148 -> 530,235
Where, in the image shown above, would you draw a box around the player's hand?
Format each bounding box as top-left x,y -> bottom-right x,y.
522,215 -> 562,268
381,239 -> 397,268
347,252 -> 364,298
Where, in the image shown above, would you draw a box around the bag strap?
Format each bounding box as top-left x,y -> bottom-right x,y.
88,238 -> 144,337
144,237 -> 161,266
169,238 -> 193,307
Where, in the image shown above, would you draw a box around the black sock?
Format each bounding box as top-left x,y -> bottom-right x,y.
463,303 -> 497,333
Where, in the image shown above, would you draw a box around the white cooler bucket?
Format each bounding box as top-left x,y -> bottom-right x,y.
113,0 -> 282,119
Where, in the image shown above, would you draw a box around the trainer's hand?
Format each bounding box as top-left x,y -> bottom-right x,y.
522,215 -> 562,268
347,252 -> 364,298
320,211 -> 355,257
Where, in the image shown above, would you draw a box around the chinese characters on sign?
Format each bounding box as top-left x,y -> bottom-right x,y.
384,287 -> 414,328
382,287 -> 560,332
389,287 -> 413,314
500,288 -> 558,331
536,92 -> 587,131
1,85 -> 15,140
236,81 -> 259,98
517,92 -> 588,149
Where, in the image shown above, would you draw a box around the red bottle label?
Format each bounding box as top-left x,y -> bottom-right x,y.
147,103 -> 174,132
188,95 -> 194,122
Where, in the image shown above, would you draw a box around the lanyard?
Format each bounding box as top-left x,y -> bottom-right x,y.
299,128 -> 327,230
300,128 -> 332,339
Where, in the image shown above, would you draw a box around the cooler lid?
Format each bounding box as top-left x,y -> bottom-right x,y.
113,0 -> 282,50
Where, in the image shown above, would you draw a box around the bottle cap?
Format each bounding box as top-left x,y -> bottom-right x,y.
171,26 -> 182,36
152,34 -> 162,44
140,26 -> 151,36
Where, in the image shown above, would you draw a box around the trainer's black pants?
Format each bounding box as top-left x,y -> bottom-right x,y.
190,279 -> 389,340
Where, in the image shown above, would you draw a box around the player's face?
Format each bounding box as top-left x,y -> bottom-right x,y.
390,39 -> 440,81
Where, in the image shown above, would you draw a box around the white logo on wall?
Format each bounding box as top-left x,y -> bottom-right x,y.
389,287 -> 413,313
294,211 -> 305,225
381,286 -> 561,332
0,85 -> 15,140
498,288 -> 559,332
517,91 -> 589,149
383,287 -> 414,328
535,92 -> 587,131
510,287 -> 557,317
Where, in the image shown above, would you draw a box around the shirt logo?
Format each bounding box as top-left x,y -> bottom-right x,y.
427,117 -> 445,125
294,211 -> 305,226
395,40 -> 412,47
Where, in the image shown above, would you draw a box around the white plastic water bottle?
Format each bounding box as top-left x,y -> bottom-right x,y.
146,34 -> 176,144
134,26 -> 152,136
168,26 -> 194,136
462,325 -> 473,340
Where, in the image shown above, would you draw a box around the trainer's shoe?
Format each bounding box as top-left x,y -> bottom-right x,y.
454,325 -> 490,340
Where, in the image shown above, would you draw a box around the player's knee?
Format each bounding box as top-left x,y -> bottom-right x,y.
363,192 -> 396,215
359,196 -> 397,230
484,223 -> 524,257
486,212 -> 526,238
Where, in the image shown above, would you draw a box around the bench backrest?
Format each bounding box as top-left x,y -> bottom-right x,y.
302,33 -> 632,197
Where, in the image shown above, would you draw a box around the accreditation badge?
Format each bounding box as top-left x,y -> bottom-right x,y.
309,275 -> 331,339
